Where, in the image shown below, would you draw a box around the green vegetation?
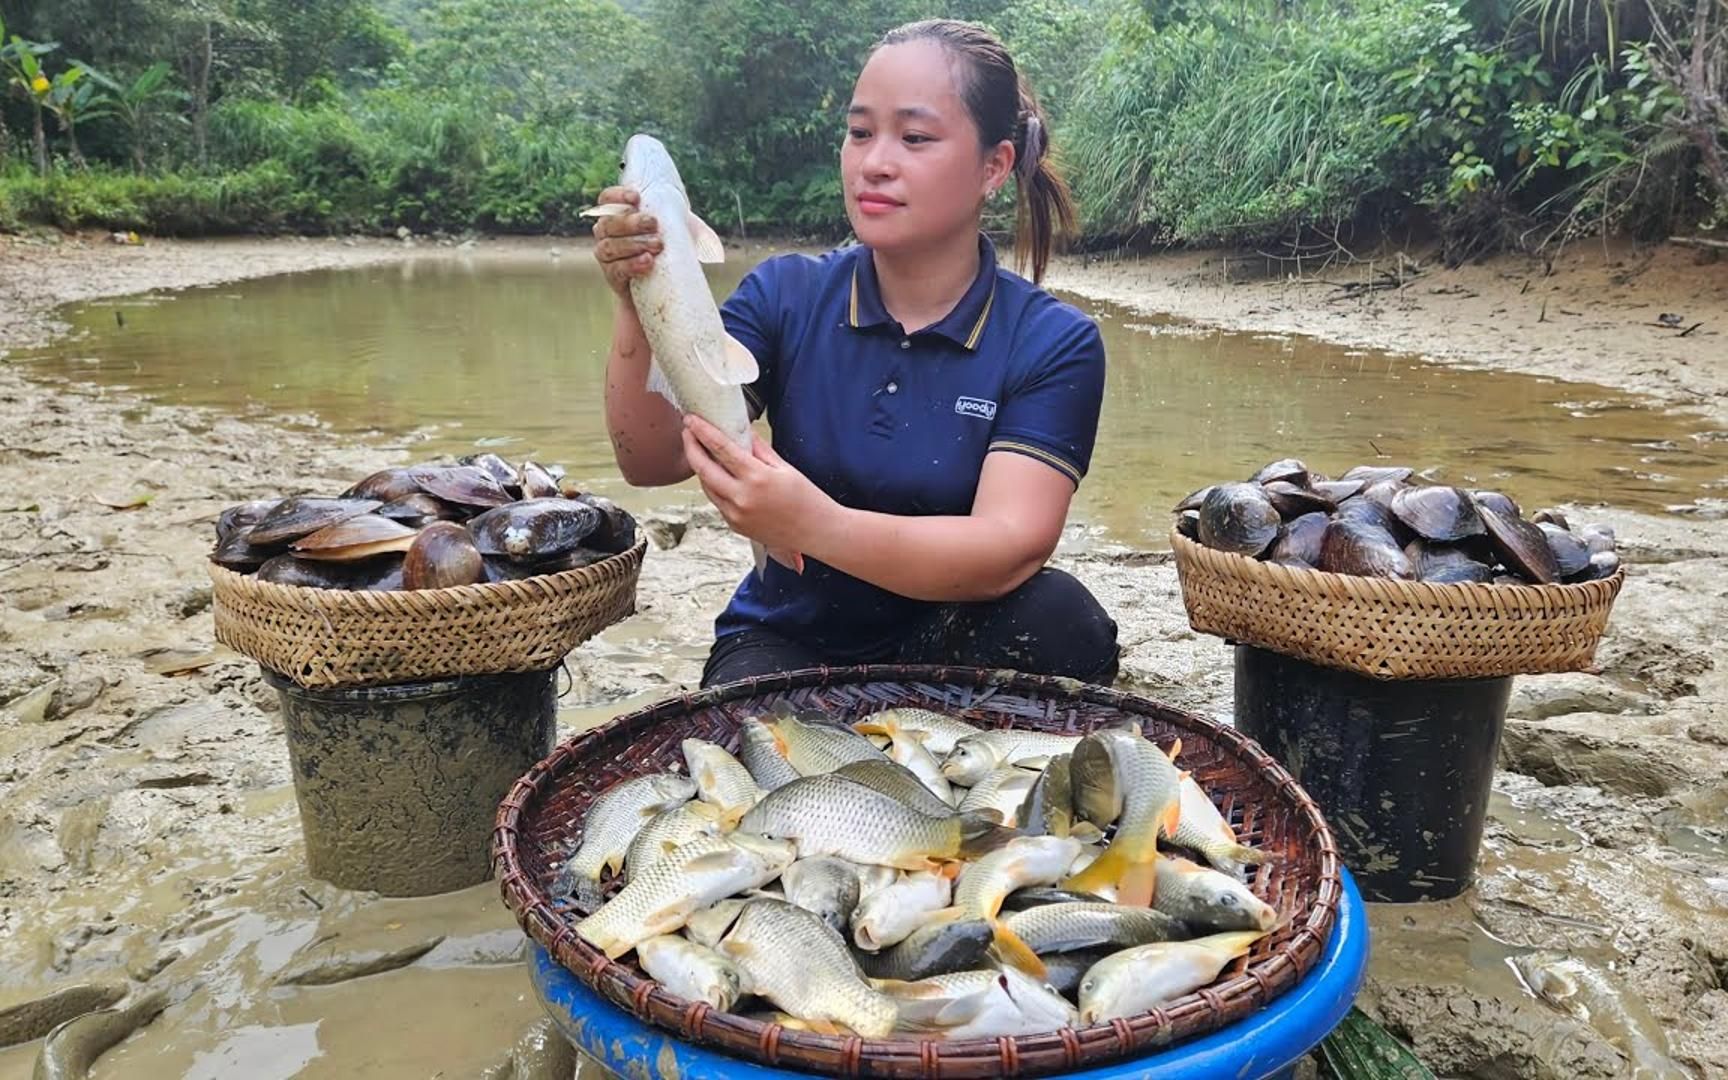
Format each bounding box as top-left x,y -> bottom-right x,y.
1,0 -> 1723,251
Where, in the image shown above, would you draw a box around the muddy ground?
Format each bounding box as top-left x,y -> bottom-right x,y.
0,231 -> 1725,1079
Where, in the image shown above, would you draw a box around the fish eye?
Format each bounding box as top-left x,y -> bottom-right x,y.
1080,979 -> 1095,992
1221,893 -> 1239,906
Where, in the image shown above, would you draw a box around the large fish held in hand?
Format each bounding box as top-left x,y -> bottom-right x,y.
582,133 -> 802,578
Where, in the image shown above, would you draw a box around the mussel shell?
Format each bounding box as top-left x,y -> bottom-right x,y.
574,494 -> 637,554
1175,509 -> 1200,540
1334,494 -> 1400,535
1250,458 -> 1310,487
211,529 -> 279,569
1270,511 -> 1329,566
1312,479 -> 1365,504
257,553 -> 405,590
1197,483 -> 1281,557
519,460 -> 562,500
1580,524 -> 1616,555
342,467 -> 423,503
456,453 -> 520,490
1341,465 -> 1414,486
290,514 -> 420,561
1173,485 -> 1214,513
403,521 -> 484,590
1480,506 -> 1560,584
1405,540 -> 1495,584
1579,549 -> 1622,581
1391,485 -> 1486,543
215,499 -> 281,545
375,492 -> 465,525
1262,480 -> 1336,520
1319,520 -> 1416,579
1538,522 -> 1591,578
247,497 -> 382,546
409,466 -> 514,508
1470,490 -> 1521,519
1532,508 -> 1571,530
468,498 -> 603,560
479,549 -> 610,582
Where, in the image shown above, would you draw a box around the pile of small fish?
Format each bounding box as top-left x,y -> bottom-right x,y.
551,706 -> 1282,1040
207,454 -> 637,591
1175,459 -> 1621,586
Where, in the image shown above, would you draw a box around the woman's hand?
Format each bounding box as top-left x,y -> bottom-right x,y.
589,186 -> 662,301
681,415 -> 839,556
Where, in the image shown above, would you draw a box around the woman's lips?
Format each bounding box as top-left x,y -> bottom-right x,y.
856,193 -> 902,216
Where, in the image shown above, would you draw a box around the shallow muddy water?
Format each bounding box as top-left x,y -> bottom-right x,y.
12,247 -> 1728,544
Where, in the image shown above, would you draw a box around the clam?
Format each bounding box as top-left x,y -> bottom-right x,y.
1319,520 -> 1415,579
1405,541 -> 1495,584
1197,483 -> 1280,557
1312,479 -> 1365,504
480,549 -> 610,583
408,466 -> 514,508
342,467 -> 423,503
1538,522 -> 1591,578
1262,480 -> 1335,520
375,493 -> 465,525
215,499 -> 281,545
1270,512 -> 1329,566
457,453 -> 520,490
1250,458 -> 1309,487
1341,465 -> 1414,487
1391,486 -> 1486,543
1532,508 -> 1571,530
1579,550 -> 1621,581
257,553 -> 405,590
1470,490 -> 1521,519
1580,524 -> 1616,555
1175,510 -> 1200,540
211,529 -> 278,570
247,497 -> 382,546
1334,496 -> 1399,534
1173,485 -> 1215,513
290,514 -> 420,562
1480,506 -> 1560,584
519,460 -> 562,500
467,498 -> 603,561
575,494 -> 638,554
403,521 -> 484,590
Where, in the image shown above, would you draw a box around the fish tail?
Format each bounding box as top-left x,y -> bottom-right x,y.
988,918 -> 1048,980
1213,841 -> 1273,879
1061,844 -> 1159,907
853,716 -> 901,739
956,814 -> 1021,858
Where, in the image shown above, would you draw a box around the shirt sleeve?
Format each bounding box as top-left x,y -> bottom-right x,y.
986,314 -> 1106,488
719,259 -> 782,421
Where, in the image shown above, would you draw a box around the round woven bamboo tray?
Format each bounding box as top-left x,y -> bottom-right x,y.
1170,529 -> 1625,681
208,539 -> 646,689
493,664 -> 1345,1079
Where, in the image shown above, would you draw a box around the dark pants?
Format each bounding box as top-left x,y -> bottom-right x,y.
700,568 -> 1120,688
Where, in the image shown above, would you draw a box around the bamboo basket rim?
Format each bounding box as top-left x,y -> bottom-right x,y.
493,664 -> 1344,1078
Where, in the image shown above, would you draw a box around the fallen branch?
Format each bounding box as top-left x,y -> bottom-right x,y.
1669,236 -> 1728,250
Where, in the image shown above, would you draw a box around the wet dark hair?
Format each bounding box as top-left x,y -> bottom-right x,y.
871,19 -> 1076,284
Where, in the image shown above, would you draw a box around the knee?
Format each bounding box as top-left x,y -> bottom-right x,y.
999,569 -> 1120,677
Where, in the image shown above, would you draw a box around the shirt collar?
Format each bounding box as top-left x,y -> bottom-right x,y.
847,234 -> 999,351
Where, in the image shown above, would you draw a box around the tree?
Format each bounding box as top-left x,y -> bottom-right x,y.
84,61 -> 186,171
1,23 -> 58,176
43,64 -> 112,169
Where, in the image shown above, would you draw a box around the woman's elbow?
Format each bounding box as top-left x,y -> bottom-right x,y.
975,547 -> 1053,601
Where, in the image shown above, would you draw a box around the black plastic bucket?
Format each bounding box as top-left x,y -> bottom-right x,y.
1232,645 -> 1511,902
264,667 -> 557,897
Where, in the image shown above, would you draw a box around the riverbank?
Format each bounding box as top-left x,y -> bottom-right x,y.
1,231 -> 1725,1078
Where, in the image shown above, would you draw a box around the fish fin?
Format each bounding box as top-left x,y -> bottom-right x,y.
580,203 -> 630,218
1119,858 -> 1158,908
956,814 -> 1020,859
1214,843 -> 1272,877
692,331 -> 760,388
803,1018 -> 845,1037
687,800 -> 726,821
686,210 -> 726,263
645,357 -> 684,411
1069,822 -> 1105,845
603,852 -> 627,875
681,852 -> 741,874
1061,844 -> 1130,895
751,540 -> 768,578
1161,799 -> 1182,842
767,546 -> 805,574
989,919 -> 1048,979
922,906 -> 969,927
1165,738 -> 1183,762
854,717 -> 901,738
1015,755 -> 1053,771
717,939 -> 753,961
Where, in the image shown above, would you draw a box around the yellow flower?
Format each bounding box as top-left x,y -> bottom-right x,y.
30,75 -> 49,95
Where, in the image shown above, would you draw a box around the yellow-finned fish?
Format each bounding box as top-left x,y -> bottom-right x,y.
940,729 -> 1084,786
739,717 -> 802,792
574,832 -> 794,959
580,133 -> 799,579
738,773 -> 1013,871
717,898 -> 900,1038
780,856 -> 862,936
622,800 -> 728,883
948,835 -> 1083,978
1170,771 -> 1268,880
955,767 -> 1038,826
1077,930 -> 1268,1024
557,772 -> 696,906
1061,729 -> 1183,907
876,966 -> 1078,1039
682,737 -> 764,820
831,759 -> 957,820
635,935 -> 744,1011
849,869 -> 953,952
684,898 -> 747,949
853,708 -> 982,757
853,712 -> 956,805
1152,856 -> 1279,932
761,708 -> 888,775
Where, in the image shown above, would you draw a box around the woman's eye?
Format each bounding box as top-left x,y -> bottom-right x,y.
848,127 -> 870,141
904,133 -> 931,145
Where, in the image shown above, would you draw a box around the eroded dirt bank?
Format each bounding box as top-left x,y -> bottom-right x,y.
1,231 -> 1724,1078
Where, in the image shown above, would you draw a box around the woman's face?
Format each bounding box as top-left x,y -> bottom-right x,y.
842,40 -> 1012,256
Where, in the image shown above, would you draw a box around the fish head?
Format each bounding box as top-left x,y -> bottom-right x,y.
1075,953 -> 1133,1026
941,736 -> 1000,785
647,773 -> 699,805
726,832 -> 798,872
1070,735 -> 1123,828
998,966 -> 1082,1029
620,133 -> 688,205
1181,862 -> 1278,931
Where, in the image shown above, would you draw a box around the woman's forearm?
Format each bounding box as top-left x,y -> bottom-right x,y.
802,503 -> 1050,603
603,301 -> 693,486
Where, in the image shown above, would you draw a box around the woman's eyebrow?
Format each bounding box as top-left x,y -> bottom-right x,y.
847,104 -> 943,122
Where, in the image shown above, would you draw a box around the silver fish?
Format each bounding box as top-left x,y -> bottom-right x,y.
738,774 -> 1012,871
854,712 -> 956,804
855,918 -> 995,982
950,836 -> 1083,978
832,759 -> 957,819
623,801 -> 728,883
684,898 -> 747,949
941,729 -> 1084,786
739,717 -> 802,792
762,709 -> 889,775
1152,856 -> 1278,932
1001,901 -> 1188,955
1170,771 -> 1267,880
781,856 -> 862,936
682,737 -> 765,819
556,772 -> 696,906
717,898 -> 899,1038
1063,728 -> 1183,907
853,708 -> 982,757
877,967 -> 1078,1039
956,767 -> 1038,826
636,935 -> 744,1011
1077,931 -> 1267,1024
850,870 -> 954,952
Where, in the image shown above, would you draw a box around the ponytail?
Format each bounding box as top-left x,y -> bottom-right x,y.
1011,81 -> 1076,285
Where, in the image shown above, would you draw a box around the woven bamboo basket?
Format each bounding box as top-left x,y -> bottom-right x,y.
1170,529 -> 1625,681
208,539 -> 646,689
494,664 -> 1344,1078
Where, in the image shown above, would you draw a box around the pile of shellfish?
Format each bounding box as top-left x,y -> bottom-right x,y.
1173,460 -> 1620,586
209,454 -> 638,591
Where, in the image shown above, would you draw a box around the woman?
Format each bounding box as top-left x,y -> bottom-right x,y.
590,19 -> 1118,688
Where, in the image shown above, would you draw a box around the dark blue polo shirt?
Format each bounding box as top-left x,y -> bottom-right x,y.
713,234 -> 1106,660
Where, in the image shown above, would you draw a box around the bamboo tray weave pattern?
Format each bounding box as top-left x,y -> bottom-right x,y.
208,539 -> 645,689
494,664 -> 1344,1078
1171,530 -> 1625,681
